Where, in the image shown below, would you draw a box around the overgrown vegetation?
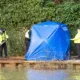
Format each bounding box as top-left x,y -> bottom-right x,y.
0,0 -> 80,56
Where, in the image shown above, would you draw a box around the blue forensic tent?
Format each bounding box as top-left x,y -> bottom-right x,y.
25,21 -> 70,61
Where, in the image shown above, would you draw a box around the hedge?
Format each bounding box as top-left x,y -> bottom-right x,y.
0,0 -> 79,56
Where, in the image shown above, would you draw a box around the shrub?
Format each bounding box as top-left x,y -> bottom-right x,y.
0,0 -> 79,56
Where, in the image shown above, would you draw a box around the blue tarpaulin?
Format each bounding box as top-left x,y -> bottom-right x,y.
25,21 -> 70,61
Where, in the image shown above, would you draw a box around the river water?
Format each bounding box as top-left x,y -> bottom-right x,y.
0,68 -> 80,80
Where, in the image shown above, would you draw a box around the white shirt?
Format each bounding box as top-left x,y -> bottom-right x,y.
25,30 -> 30,39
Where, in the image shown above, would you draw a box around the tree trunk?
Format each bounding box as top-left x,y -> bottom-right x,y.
54,0 -> 63,4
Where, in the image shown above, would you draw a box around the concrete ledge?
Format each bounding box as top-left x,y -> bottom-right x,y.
0,57 -> 80,69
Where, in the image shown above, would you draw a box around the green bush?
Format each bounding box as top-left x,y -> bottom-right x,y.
7,28 -> 25,56
0,0 -> 79,56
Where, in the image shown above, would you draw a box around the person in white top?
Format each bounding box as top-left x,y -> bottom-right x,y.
25,29 -> 31,53
25,30 -> 30,39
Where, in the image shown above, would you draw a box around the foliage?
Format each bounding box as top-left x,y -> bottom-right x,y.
0,0 -> 79,56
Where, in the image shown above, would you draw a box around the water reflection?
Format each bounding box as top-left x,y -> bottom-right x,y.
0,68 -> 80,80
68,70 -> 80,80
27,69 -> 70,80
0,68 -> 26,80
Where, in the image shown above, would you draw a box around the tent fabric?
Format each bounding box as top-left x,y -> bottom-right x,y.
25,21 -> 70,61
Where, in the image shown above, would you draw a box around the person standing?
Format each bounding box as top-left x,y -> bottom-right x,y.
0,28 -> 8,58
25,29 -> 31,53
71,28 -> 80,59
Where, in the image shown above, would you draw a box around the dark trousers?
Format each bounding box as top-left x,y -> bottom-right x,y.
0,42 -> 8,57
25,38 -> 30,53
76,44 -> 80,58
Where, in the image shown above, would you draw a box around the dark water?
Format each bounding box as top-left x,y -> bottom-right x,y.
0,68 -> 80,80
